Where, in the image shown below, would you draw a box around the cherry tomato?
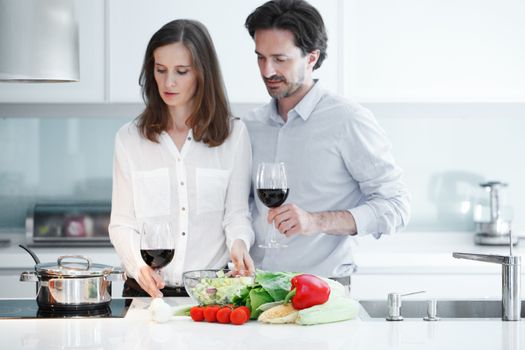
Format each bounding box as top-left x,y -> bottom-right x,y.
237,306 -> 251,320
230,307 -> 248,325
216,307 -> 232,324
189,306 -> 204,322
203,305 -> 220,322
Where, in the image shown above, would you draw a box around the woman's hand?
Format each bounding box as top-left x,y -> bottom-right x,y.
230,239 -> 255,276
137,265 -> 165,298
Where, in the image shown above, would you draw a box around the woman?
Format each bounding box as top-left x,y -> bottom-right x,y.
109,19 -> 255,298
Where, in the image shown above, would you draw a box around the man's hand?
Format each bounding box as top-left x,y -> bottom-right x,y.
230,239 -> 255,276
137,265 -> 165,298
268,204 -> 358,237
267,203 -> 317,237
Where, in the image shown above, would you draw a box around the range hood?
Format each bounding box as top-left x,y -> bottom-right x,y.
0,0 -> 79,83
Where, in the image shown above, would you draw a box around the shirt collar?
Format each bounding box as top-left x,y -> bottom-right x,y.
293,80 -> 323,121
268,80 -> 323,124
268,99 -> 283,125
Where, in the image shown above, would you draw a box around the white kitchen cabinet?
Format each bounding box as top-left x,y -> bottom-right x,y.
0,0 -> 106,103
107,0 -> 341,103
343,0 -> 525,102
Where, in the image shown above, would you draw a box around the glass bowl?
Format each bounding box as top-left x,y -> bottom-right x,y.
183,269 -> 254,305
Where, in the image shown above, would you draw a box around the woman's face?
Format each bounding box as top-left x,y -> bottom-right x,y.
153,42 -> 197,110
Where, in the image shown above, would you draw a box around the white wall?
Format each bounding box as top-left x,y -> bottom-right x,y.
368,103 -> 525,234
343,0 -> 525,102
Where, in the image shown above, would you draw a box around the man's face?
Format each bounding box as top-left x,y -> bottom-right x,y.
254,28 -> 311,99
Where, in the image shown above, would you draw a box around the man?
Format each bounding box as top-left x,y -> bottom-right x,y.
243,0 -> 410,279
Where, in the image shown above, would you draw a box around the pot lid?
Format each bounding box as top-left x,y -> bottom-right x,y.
35,255 -> 113,277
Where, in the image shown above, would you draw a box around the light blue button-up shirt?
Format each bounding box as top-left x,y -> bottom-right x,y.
243,82 -> 410,277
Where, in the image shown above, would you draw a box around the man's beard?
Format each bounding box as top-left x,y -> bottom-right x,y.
264,70 -> 305,99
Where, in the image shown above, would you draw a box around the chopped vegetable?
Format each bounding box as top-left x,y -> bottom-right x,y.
285,274 -> 331,310
190,271 -> 254,305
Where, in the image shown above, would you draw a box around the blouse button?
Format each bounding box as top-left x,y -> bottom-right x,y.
180,181 -> 184,186
181,207 -> 186,211
181,232 -> 186,236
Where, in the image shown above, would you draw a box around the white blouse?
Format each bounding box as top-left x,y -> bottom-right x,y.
109,118 -> 254,286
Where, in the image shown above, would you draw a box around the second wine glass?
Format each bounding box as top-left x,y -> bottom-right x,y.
140,221 -> 175,270
256,162 -> 289,248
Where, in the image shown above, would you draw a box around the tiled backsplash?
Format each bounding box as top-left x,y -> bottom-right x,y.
1,103 -> 524,234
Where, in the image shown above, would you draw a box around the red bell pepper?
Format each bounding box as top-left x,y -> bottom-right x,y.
285,274 -> 331,310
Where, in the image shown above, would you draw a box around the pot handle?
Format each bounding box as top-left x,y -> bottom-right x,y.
57,255 -> 91,270
19,271 -> 39,282
106,268 -> 126,281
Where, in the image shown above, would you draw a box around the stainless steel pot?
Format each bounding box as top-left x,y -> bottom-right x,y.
20,255 -> 125,309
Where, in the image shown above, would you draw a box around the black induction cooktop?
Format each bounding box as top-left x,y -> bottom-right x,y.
0,298 -> 132,319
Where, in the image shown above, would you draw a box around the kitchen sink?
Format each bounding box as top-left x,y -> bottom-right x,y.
359,299 -> 525,320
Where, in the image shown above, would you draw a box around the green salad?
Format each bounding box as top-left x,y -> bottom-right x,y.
190,271 -> 255,305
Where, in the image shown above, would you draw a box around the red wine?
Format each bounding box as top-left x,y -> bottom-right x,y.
140,249 -> 174,269
257,188 -> 289,208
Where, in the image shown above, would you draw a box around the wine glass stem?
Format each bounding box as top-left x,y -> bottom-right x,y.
269,222 -> 277,246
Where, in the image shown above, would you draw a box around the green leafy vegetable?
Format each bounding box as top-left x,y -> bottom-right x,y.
232,270 -> 298,319
248,288 -> 274,319
255,270 -> 297,301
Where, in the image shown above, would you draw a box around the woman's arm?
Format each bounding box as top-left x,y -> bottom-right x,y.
108,131 -> 148,280
222,120 -> 255,273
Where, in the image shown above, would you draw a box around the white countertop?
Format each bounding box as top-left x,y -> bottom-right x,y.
1,231 -> 523,349
0,297 -> 522,350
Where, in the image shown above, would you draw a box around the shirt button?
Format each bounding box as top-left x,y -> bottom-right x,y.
181,232 -> 186,236
177,158 -> 181,162
180,181 -> 184,186
181,207 -> 186,211
187,137 -> 191,141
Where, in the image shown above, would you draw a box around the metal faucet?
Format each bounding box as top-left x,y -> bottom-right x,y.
453,232 -> 521,321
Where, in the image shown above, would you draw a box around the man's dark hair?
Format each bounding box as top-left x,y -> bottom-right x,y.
245,0 -> 327,70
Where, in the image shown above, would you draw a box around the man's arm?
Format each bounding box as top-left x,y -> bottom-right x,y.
267,204 -> 358,237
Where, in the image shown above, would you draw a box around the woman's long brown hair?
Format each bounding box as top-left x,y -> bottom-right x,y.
137,19 -> 231,147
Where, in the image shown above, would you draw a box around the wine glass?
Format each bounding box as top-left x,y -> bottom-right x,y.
256,162 -> 289,248
140,221 -> 175,270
